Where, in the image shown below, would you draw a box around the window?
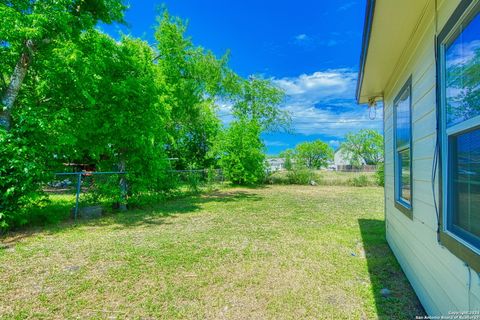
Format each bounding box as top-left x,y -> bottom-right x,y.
438,0 -> 480,267
394,78 -> 413,217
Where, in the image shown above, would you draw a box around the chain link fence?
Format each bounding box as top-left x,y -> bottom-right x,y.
45,169 -> 225,220
46,172 -> 126,220
167,169 -> 225,191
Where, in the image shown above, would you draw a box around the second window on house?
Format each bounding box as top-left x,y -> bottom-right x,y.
439,0 -> 480,252
394,78 -> 413,215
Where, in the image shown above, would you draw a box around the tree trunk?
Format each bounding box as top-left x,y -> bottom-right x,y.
0,42 -> 34,130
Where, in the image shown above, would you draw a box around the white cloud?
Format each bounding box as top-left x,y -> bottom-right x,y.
283,102 -> 382,137
292,34 -> 341,48
273,69 -> 357,102
273,69 -> 383,137
337,1 -> 356,11
446,39 -> 480,67
216,69 -> 383,143
295,34 -> 309,41
216,100 -> 235,125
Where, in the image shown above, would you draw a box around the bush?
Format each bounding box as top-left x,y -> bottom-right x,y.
216,120 -> 266,185
265,171 -> 288,185
266,169 -> 319,185
0,130 -> 48,231
267,170 -> 382,187
349,175 -> 370,187
376,163 -> 385,187
186,171 -> 201,193
286,168 -> 320,185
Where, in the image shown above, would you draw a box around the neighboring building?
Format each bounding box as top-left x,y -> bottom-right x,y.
333,147 -> 366,170
357,0 -> 480,315
333,148 -> 350,168
266,158 -> 285,171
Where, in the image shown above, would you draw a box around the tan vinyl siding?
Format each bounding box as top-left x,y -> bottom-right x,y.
382,0 -> 480,315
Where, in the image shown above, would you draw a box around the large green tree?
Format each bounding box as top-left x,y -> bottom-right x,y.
230,76 -> 289,132
0,4 -> 289,229
294,140 -> 334,169
215,75 -> 289,184
0,0 -> 126,130
340,129 -> 384,166
0,1 -> 128,228
214,119 -> 266,185
155,11 -> 228,169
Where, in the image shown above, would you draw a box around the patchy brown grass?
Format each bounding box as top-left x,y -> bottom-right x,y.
0,185 -> 424,319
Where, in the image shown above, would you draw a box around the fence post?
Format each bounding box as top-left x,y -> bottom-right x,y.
74,173 -> 82,220
118,160 -> 127,211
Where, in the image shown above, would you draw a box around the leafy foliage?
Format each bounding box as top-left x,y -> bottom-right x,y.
293,140 -> 334,169
0,129 -> 48,229
155,11 -> 227,170
279,149 -> 294,171
349,175 -> 371,187
266,170 -> 380,187
213,74 -> 288,185
340,129 -> 384,166
286,168 -> 319,185
0,5 -> 288,230
215,120 -> 266,185
0,0 -> 127,229
230,76 -> 289,132
376,162 -> 385,187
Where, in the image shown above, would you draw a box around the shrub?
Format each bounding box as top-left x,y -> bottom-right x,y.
0,130 -> 48,231
267,170 -> 382,187
376,163 -> 385,187
265,171 -> 288,185
286,168 -> 320,185
349,175 -> 370,187
266,169 -> 319,185
216,120 -> 266,185
186,171 -> 201,193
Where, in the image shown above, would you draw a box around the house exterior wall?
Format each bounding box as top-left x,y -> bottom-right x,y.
333,148 -> 367,168
383,0 -> 480,315
334,148 -> 350,167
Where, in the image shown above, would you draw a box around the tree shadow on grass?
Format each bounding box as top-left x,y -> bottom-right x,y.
109,190 -> 262,228
0,198 -> 74,248
358,219 -> 425,319
1,190 -> 263,245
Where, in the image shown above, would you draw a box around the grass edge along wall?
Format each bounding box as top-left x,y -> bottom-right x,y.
356,0 -> 480,315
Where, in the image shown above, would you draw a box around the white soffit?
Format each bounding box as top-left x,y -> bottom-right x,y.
358,0 -> 429,103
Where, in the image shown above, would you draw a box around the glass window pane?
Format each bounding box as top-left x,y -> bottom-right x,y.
395,87 -> 411,149
399,149 -> 411,204
450,129 -> 480,242
445,12 -> 480,127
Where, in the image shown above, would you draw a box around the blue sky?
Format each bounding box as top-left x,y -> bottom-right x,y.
101,0 -> 383,155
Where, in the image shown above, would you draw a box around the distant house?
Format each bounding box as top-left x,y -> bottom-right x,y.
266,158 -> 285,171
333,147 -> 366,170
333,148 -> 350,168
357,0 -> 480,315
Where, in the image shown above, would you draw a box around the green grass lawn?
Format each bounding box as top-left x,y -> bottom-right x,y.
0,185 -> 424,319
